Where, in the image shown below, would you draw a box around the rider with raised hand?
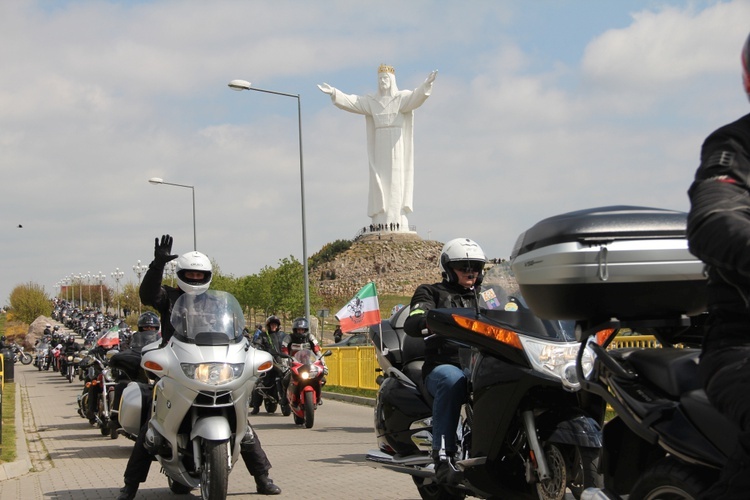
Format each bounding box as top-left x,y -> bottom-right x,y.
118,235 -> 281,500
403,237 -> 486,486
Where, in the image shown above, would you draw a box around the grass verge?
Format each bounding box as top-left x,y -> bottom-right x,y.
0,382 -> 17,463
323,385 -> 377,399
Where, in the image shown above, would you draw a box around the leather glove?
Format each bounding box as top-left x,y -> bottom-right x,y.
153,234 -> 178,268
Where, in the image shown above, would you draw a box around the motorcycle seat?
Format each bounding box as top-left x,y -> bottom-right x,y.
681,388 -> 738,460
617,347 -> 701,398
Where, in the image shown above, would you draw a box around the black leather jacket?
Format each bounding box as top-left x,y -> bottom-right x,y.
688,112 -> 750,344
139,261 -> 183,343
403,279 -> 477,378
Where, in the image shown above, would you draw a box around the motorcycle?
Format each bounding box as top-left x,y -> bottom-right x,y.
78,352 -> 118,438
34,341 -> 51,370
366,264 -> 604,500
571,317 -> 728,500
251,354 -> 291,416
118,290 -> 273,499
286,348 -> 331,429
10,343 -> 32,365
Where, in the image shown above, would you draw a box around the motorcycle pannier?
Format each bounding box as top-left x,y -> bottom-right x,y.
510,206 -> 707,320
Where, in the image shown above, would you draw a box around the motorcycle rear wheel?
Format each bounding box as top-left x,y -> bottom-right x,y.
304,391 -> 315,429
628,457 -> 713,500
412,477 -> 466,500
200,440 -> 229,500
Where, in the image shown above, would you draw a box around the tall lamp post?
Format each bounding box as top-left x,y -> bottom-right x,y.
133,260 -> 148,315
74,273 -> 82,308
85,272 -> 92,307
111,268 -> 124,317
228,79 -> 310,324
94,271 -> 106,311
148,177 -> 197,251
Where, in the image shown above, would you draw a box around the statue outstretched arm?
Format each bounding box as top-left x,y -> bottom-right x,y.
317,83 -> 334,95
425,70 -> 438,85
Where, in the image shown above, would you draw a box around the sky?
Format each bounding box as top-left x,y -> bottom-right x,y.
1,0 -> 749,306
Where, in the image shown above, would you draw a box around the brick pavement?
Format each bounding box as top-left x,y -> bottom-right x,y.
0,362 -> 420,500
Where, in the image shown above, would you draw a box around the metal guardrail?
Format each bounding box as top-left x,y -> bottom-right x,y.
326,335 -> 663,392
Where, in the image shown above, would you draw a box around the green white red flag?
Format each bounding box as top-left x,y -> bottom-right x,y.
335,282 -> 381,333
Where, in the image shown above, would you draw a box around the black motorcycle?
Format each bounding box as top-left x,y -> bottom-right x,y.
366,265 -> 604,500
250,355 -> 291,416
571,317 -> 730,500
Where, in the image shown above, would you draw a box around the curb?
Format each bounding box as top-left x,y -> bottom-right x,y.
0,380 -> 31,480
324,391 -> 376,407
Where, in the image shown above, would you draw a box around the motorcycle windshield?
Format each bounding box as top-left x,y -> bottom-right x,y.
293,349 -> 317,365
475,262 -> 576,342
171,290 -> 245,345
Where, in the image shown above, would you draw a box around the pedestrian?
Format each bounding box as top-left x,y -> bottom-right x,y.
333,326 -> 343,343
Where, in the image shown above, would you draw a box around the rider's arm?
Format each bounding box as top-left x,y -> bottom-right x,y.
404,284 -> 436,337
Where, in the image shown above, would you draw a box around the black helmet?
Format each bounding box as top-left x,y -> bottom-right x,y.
137,311 -> 160,332
291,317 -> 309,333
266,315 -> 281,329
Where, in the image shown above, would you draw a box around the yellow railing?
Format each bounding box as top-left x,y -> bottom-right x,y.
326,334 -> 661,391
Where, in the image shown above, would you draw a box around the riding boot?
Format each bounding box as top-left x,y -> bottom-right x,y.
255,474 -> 281,495
431,450 -> 463,486
117,481 -> 139,500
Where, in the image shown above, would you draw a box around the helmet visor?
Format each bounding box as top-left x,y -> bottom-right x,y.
449,260 -> 485,273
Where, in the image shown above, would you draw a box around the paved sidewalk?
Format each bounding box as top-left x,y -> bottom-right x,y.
0,362 -> 416,500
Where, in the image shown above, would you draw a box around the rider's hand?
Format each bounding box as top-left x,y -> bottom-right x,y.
153,234 -> 178,267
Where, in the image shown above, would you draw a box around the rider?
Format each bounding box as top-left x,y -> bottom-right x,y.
59,334 -> 81,374
687,32 -> 750,500
403,237 -> 486,485
118,235 -> 281,500
250,315 -> 286,415
280,317 -> 325,404
43,323 -> 52,336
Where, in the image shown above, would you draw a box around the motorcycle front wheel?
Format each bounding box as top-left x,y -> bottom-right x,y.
628,457 -> 714,500
264,400 -> 278,414
20,352 -> 32,365
200,440 -> 229,500
565,446 -> 602,499
304,391 -> 315,429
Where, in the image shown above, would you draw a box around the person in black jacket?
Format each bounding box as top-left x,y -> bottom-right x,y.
687,32 -> 750,500
118,235 -> 281,499
403,237 -> 486,485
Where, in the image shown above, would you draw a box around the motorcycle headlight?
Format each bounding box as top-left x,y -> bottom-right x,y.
180,363 -> 244,386
103,368 -> 114,382
518,337 -> 594,391
301,366 -> 321,380
67,355 -> 74,362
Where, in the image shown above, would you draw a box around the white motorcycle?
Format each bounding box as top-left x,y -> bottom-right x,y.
118,290 -> 272,499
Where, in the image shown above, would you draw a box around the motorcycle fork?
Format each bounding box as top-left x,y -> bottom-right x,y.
522,410 -> 550,481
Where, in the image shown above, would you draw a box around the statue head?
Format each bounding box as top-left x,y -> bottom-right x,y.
377,64 -> 397,96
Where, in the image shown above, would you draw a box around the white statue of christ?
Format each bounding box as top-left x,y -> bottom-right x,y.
318,65 -> 437,231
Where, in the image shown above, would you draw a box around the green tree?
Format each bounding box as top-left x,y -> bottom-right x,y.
9,282 -> 51,323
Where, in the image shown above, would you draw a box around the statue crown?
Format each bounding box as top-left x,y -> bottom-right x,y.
378,64 -> 395,74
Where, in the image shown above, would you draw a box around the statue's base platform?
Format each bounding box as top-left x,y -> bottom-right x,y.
356,231 -> 423,243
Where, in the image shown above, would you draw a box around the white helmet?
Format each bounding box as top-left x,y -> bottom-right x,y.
439,238 -> 486,284
175,251 -> 213,295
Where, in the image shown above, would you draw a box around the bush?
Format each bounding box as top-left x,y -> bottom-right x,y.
309,240 -> 352,269
9,282 -> 51,324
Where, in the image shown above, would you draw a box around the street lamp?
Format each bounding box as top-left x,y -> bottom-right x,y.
133,260 -> 148,315
228,79 -> 310,324
111,268 -> 124,317
74,273 -> 82,308
94,271 -> 106,310
149,177 -> 197,251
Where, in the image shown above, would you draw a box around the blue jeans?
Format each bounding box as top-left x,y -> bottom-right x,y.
425,364 -> 467,453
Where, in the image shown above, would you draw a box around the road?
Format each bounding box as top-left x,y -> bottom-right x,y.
0,362 -> 419,499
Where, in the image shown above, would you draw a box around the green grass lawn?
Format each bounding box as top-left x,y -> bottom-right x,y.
0,382 -> 17,463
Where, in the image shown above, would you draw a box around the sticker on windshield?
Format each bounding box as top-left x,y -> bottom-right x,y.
480,289 -> 501,309
504,302 -> 519,312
